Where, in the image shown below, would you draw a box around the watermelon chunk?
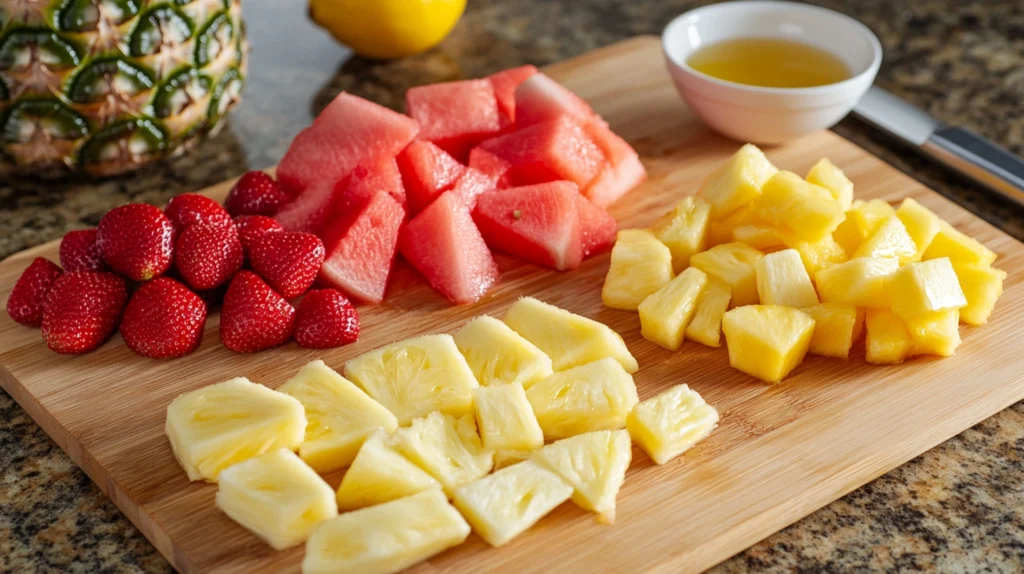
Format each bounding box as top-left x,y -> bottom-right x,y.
405,79 -> 502,161
575,195 -> 617,257
487,65 -> 538,127
397,140 -> 465,213
473,181 -> 583,271
339,156 -> 406,213
479,115 -> 606,189
274,179 -> 335,233
448,167 -> 497,210
513,73 -> 603,128
582,120 -> 647,208
468,147 -> 512,189
400,191 -> 499,304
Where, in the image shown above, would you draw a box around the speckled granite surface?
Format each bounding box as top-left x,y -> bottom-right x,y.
2,1 -> 1022,572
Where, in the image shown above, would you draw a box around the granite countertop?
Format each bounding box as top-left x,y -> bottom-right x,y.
2,0 -> 1022,572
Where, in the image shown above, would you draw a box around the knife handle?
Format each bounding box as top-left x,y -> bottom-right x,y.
922,126 -> 1024,208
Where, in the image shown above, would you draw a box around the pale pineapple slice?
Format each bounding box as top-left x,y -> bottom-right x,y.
865,309 -> 915,365
303,488 -> 470,574
906,310 -> 961,357
165,377 -> 306,482
852,215 -> 919,264
493,449 -> 535,470
732,223 -> 786,252
526,358 -> 639,440
652,196 -> 712,272
708,203 -> 759,246
344,334 -> 478,425
685,280 -> 733,347
335,430 -> 440,511
721,305 -> 815,383
832,199 -> 896,255
815,257 -> 900,308
887,258 -> 967,319
279,360 -> 398,473
473,383 -> 544,454
755,248 -> 819,308
602,229 -> 675,310
805,158 -> 854,210
952,262 -> 1007,325
393,412 -> 493,495
532,429 -> 631,523
782,233 -> 848,276
453,315 -> 553,388
504,297 -> 639,373
896,197 -> 942,256
753,171 -> 845,242
215,449 -> 336,551
698,143 -> 778,218
452,461 -> 572,547
638,267 -> 709,350
627,384 -> 718,465
801,303 -> 860,359
690,241 -> 764,307
923,221 -> 997,265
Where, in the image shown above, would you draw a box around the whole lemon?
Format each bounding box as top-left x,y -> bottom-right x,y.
309,0 -> 467,60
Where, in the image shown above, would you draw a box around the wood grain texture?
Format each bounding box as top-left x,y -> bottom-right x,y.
1,37 -> 1022,574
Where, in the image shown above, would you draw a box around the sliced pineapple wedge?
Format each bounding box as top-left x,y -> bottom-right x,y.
852,215 -> 919,264
905,310 -> 961,357
602,229 -> 675,310
393,412 -> 493,496
896,197 -> 942,256
801,303 -> 861,359
526,357 -> 639,440
952,262 -> 1007,326
865,308 -> 915,365
685,280 -> 732,347
923,220 -> 997,265
627,384 -> 719,465
453,315 -> 553,388
721,305 -> 815,383
782,233 -> 848,276
887,258 -> 967,319
335,430 -> 440,511
651,196 -> 712,272
815,256 -> 900,308
638,266 -> 709,350
805,158 -> 854,210
698,143 -> 778,218
832,199 -> 896,255
755,248 -> 819,308
690,241 -> 764,307
753,171 -> 845,242
473,382 -> 544,455
532,429 -> 631,523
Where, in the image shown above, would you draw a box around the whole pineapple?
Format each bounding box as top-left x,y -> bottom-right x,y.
0,0 -> 247,177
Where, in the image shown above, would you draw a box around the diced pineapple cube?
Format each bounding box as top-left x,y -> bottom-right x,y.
906,310 -> 961,357
473,383 -> 544,454
302,488 -> 470,574
215,449 -> 336,551
708,204 -> 758,247
493,449 -> 534,469
865,309 -> 914,364
801,303 -> 860,359
393,412 -> 493,495
732,223 -> 786,252
651,196 -> 712,272
690,242 -> 764,307
698,143 -> 778,218
806,158 -> 854,210
638,267 -> 709,350
952,262 -> 1007,325
279,360 -> 398,473
526,358 -> 639,440
783,233 -> 848,276
504,297 -> 638,373
602,229 -> 674,310
721,305 -> 815,383
344,334 -> 478,425
923,221 -> 997,265
887,258 -> 967,318
532,429 -> 631,523
753,171 -> 845,242
685,280 -> 732,347
454,316 -> 553,388
452,461 -> 572,547
165,377 -> 306,482
815,257 -> 900,308
755,248 -> 819,308
335,430 -> 440,511
627,384 -> 718,465
832,199 -> 896,255
852,215 -> 918,264
896,198 -> 941,255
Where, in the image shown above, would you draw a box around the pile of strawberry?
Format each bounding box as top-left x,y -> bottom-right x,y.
6,174 -> 359,358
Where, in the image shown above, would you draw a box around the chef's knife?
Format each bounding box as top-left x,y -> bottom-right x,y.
852,86 -> 1024,209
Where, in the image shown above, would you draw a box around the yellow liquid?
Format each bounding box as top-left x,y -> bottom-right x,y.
687,38 -> 851,88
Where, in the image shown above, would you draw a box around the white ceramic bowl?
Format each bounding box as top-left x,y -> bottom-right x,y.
662,1 -> 882,144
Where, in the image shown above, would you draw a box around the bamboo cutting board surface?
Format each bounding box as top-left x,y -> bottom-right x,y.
1,36 -> 1023,574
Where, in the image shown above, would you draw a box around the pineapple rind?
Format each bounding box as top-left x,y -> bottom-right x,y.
815,257 -> 899,308
335,430 -> 440,511
685,280 -> 732,347
887,258 -> 967,319
754,171 -> 845,242
690,241 -> 764,307
532,429 -> 631,522
852,216 -> 919,264
652,196 -> 712,272
473,383 -> 544,453
698,143 -> 778,218
393,412 -> 493,496
801,303 -> 859,359
806,158 -> 854,210
627,384 -> 719,465
602,229 -> 675,310
755,248 -> 819,308
638,267 -> 709,350
526,358 -> 639,440
951,262 -> 1007,325
865,309 -> 915,364
896,198 -> 942,255
454,316 -> 553,388
721,305 -> 815,383
923,221 -> 997,265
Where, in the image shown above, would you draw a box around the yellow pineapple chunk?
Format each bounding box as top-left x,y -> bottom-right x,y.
504,297 -> 638,373
638,267 -> 709,350
896,197 -> 941,255
344,334 -> 477,425
923,221 -> 997,265
887,258 -> 967,318
165,377 -> 305,482
801,303 -> 860,359
690,241 -> 764,307
532,429 -> 631,523
815,257 -> 900,308
393,412 -> 493,495
721,305 -> 815,383
493,449 -> 534,469
452,461 -> 572,547
335,430 -> 440,511
215,449 -> 336,550
732,223 -> 786,252
302,488 -> 469,574
454,316 -> 553,388
473,383 -> 544,456
832,199 -> 896,255
805,158 -> 854,210
279,360 -> 398,473
651,196 -> 712,272
906,310 -> 961,357
627,384 -> 718,465
852,215 -> 918,264
698,143 -> 778,218
753,171 -> 845,242
685,280 -> 732,347
708,203 -> 758,246
865,309 -> 914,364
755,248 -> 819,308
783,233 -> 848,276
952,262 -> 1007,325
526,358 -> 639,440
602,229 -> 674,310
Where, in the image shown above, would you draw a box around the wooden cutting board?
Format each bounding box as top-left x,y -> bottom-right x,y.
2,36 -> 1022,574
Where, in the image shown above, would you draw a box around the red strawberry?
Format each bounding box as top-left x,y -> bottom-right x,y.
175,222 -> 243,291
164,193 -> 231,232
59,229 -> 104,272
295,289 -> 359,349
248,231 -> 325,298
41,271 -> 127,354
120,277 -> 207,359
234,215 -> 284,258
220,271 -> 296,353
97,203 -> 175,282
7,257 -> 63,327
225,172 -> 290,216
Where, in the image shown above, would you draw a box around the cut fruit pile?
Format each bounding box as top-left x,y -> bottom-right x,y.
164,298 -> 718,572
603,144 -> 1006,383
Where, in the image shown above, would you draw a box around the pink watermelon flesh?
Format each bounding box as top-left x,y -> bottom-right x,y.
274,179 -> 335,233
487,65 -> 538,127
473,181 -> 583,271
448,167 -> 497,211
581,120 -> 647,208
400,191 -> 499,305
513,73 -> 605,128
336,156 -> 406,216
319,190 -> 406,304
575,194 -> 617,257
468,147 -> 512,189
479,115 -> 606,189
397,140 -> 466,214
405,79 -> 502,162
